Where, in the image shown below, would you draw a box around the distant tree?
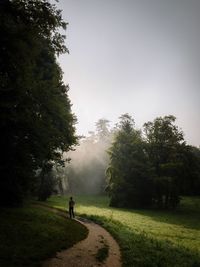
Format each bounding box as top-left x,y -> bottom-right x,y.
143,115 -> 185,208
95,119 -> 110,141
179,145 -> 200,195
106,114 -> 153,208
65,119 -> 112,195
0,0 -> 77,206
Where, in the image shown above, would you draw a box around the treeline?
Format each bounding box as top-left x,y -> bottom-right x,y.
0,0 -> 77,206
58,114 -> 200,209
106,114 -> 200,209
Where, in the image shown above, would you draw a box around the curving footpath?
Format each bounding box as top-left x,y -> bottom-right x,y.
36,205 -> 122,267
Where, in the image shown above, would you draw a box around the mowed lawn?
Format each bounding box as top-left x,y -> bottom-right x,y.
47,195 -> 200,267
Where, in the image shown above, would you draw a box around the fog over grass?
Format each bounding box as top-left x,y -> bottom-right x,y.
65,136 -> 110,194
62,119 -> 112,195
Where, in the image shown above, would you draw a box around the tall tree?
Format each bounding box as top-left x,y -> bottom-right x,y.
106,114 -> 153,208
95,119 -> 110,141
143,115 -> 185,208
0,0 -> 77,206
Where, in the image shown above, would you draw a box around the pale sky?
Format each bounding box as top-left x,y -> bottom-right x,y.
56,0 -> 200,146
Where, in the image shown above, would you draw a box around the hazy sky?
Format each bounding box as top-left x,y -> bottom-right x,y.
56,0 -> 200,146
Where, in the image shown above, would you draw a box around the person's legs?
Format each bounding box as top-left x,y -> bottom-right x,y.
72,208 -> 75,218
69,207 -> 72,218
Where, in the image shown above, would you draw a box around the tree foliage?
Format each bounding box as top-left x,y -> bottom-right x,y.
179,145 -> 200,196
143,115 -> 185,208
106,114 -> 153,208
107,114 -> 200,209
0,0 -> 77,205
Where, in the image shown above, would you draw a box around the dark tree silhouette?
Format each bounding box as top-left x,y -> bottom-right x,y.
106,114 -> 153,208
144,115 -> 185,208
0,0 -> 77,206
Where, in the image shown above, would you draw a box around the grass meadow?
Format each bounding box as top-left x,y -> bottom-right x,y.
47,195 -> 200,267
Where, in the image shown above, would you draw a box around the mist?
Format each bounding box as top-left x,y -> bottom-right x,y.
62,119 -> 112,195
58,113 -> 200,196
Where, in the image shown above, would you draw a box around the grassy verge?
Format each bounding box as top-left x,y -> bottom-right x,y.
0,204 -> 88,267
47,195 -> 200,267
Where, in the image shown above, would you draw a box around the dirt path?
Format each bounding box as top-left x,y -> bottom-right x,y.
39,205 -> 122,267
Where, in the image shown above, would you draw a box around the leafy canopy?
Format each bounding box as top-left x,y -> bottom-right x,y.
0,0 -> 77,205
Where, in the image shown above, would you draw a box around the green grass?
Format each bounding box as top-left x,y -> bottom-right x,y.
0,204 -> 88,267
47,195 -> 200,267
96,244 -> 109,262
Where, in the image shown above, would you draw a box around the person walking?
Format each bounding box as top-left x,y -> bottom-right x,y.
69,196 -> 75,219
